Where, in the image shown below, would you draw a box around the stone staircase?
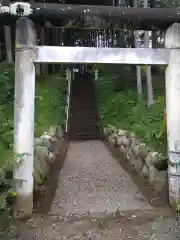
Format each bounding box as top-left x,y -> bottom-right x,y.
68,75 -> 100,140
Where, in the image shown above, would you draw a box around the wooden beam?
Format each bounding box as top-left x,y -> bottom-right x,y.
1,2 -> 180,30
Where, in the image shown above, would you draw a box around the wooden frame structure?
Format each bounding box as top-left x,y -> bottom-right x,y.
8,2 -> 180,217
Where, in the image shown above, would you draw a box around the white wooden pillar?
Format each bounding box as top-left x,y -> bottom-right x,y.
94,69 -> 99,81
13,17 -> 36,219
165,23 -> 180,210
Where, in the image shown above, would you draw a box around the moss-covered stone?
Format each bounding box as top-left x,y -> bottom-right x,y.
33,167 -> 43,185
169,197 -> 180,213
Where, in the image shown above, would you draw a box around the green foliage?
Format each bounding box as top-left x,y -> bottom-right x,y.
95,73 -> 167,155
34,73 -> 67,136
0,62 -> 14,105
0,62 -> 14,169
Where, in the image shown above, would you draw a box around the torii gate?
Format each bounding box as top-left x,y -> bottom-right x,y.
0,2 -> 180,218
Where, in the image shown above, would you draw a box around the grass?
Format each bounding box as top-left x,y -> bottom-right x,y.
95,71 -> 167,156
34,74 -> 66,137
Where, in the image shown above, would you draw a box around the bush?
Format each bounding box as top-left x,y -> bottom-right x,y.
95,73 -> 167,155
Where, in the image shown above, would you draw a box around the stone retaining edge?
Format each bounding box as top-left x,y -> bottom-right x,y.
33,125 -> 64,193
103,124 -> 168,194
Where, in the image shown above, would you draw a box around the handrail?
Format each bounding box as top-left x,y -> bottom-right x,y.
65,69 -> 71,132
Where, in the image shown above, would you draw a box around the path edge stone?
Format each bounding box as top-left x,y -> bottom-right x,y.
103,124 -> 168,196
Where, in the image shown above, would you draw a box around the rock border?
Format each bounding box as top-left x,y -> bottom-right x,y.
103,124 -> 168,194
33,124 -> 69,213
33,125 -> 64,194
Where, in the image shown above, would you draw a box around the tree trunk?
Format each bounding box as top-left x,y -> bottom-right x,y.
134,0 -> 142,101
4,25 -> 13,63
40,27 -> 48,75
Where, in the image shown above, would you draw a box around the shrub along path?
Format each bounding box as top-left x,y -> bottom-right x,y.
15,140 -> 177,240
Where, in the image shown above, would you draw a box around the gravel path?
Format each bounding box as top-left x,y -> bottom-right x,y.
51,140 -> 152,216
16,140 -> 177,240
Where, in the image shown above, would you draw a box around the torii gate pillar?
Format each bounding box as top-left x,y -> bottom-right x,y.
13,17 -> 36,219
165,23 -> 180,211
